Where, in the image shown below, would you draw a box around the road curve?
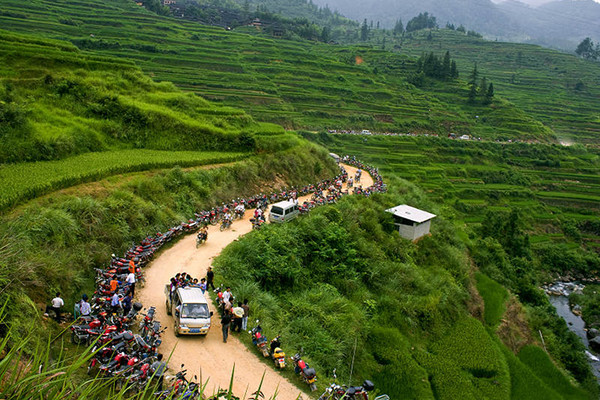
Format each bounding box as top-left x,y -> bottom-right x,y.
137,165 -> 373,399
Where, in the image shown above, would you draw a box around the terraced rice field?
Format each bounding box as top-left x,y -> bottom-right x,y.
324,134 -> 600,250
0,0 -> 554,140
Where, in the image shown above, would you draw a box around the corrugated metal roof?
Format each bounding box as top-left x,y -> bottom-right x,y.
385,205 -> 436,223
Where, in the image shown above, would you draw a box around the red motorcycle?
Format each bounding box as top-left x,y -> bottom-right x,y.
250,320 -> 270,357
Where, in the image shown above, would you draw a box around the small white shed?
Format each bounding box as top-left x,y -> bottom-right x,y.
329,153 -> 340,163
385,205 -> 436,241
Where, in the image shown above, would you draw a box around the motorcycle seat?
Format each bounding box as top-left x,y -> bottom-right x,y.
112,331 -> 134,341
303,367 -> 316,378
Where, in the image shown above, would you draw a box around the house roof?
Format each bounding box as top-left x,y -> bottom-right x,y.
385,205 -> 436,223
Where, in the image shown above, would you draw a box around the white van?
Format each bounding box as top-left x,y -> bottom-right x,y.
269,200 -> 299,223
165,286 -> 213,336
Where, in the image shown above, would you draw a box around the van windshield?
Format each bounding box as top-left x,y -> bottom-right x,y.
181,303 -> 210,319
271,206 -> 284,215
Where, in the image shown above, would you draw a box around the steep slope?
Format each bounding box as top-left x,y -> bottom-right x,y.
0,0 -> 553,140
398,29 -> 600,143
0,30 -> 265,164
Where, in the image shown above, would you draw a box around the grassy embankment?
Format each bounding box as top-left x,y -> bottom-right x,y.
0,0 -> 554,141
306,134 -> 599,393
214,169 -> 596,399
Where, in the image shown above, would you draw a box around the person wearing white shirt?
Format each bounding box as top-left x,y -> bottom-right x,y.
126,271 -> 136,297
222,287 -> 232,304
44,292 -> 64,322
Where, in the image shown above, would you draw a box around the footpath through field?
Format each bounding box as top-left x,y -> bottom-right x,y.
137,165 -> 373,399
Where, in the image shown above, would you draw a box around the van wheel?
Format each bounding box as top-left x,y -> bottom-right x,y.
174,323 -> 180,337
166,301 -> 171,316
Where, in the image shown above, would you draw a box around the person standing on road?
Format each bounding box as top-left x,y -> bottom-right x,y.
221,310 -> 232,343
122,292 -> 132,317
111,292 -> 120,314
206,267 -> 215,291
241,299 -> 249,331
232,302 -> 244,333
126,270 -> 136,297
44,292 -> 64,322
80,294 -> 91,317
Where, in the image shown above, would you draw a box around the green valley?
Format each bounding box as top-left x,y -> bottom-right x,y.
1,0 -> 599,399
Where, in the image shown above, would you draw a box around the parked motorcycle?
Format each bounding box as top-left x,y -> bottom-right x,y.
250,320 -> 270,357
290,351 -> 317,391
269,335 -> 286,369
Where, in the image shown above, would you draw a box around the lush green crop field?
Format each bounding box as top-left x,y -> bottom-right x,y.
394,29 -> 600,143
0,150 -> 248,211
0,0 -> 554,140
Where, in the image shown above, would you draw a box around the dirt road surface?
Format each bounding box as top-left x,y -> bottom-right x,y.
137,165 -> 373,399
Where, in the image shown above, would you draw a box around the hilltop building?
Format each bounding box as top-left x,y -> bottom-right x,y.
385,205 -> 436,241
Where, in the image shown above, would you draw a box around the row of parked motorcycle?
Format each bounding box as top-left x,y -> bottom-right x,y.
73,155 -> 386,398
249,320 -> 318,392
249,320 -> 389,400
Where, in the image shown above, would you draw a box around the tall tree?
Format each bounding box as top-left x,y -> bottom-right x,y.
321,26 -> 331,43
393,19 -> 404,36
484,83 -> 494,105
450,60 -> 458,79
575,37 -> 597,60
479,76 -> 488,96
442,51 -> 451,79
361,18 -> 368,41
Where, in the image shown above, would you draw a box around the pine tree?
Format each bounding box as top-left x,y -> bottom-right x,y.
450,60 -> 458,79
321,26 -> 331,43
484,83 -> 494,104
442,51 -> 451,79
361,19 -> 368,41
393,19 -> 404,36
468,63 -> 478,104
479,76 -> 487,96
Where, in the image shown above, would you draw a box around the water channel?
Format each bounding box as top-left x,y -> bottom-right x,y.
545,282 -> 600,382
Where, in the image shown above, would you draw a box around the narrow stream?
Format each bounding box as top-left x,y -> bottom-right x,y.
545,282 -> 600,382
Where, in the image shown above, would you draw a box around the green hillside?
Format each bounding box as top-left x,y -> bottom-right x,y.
0,29 -> 272,165
215,160 -> 597,399
0,0 -> 552,140
394,29 -> 600,143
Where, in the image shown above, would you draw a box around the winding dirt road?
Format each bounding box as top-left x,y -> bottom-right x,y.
137,165 -> 373,399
